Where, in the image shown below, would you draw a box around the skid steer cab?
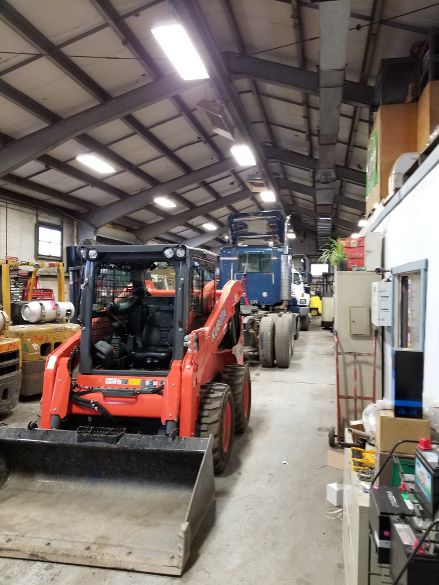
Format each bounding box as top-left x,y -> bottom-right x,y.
0,244 -> 251,576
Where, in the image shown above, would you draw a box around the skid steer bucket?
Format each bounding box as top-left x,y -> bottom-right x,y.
0,427 -> 215,575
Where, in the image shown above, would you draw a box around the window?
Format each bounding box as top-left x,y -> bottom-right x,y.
238,252 -> 272,273
36,223 -> 62,259
293,272 -> 302,285
393,260 -> 428,351
190,258 -> 215,327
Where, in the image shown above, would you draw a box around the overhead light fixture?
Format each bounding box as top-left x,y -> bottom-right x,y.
358,218 -> 367,227
151,22 -> 209,80
154,196 -> 176,209
287,231 -> 296,239
351,232 -> 360,239
230,144 -> 256,167
224,235 -> 229,241
76,153 -> 116,174
260,190 -> 276,202
202,222 -> 217,231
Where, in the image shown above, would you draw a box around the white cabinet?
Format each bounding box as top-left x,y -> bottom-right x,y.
371,280 -> 392,327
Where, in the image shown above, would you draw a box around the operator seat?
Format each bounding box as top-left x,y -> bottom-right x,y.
141,307 -> 174,367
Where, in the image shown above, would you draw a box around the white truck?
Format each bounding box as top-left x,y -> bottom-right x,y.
292,269 -> 310,331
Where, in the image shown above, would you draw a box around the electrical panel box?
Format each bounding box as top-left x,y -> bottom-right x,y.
349,307 -> 371,336
371,280 -> 392,326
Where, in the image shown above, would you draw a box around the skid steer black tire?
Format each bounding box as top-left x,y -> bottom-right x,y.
300,314 -> 310,331
258,315 -> 275,367
221,365 -> 251,433
274,314 -> 293,368
199,383 -> 235,474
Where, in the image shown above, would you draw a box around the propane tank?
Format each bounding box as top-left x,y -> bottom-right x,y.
21,301 -> 59,324
57,302 -> 75,321
21,301 -> 75,324
0,310 -> 9,335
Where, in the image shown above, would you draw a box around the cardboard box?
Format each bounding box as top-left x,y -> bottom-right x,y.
376,410 -> 430,455
366,103 -> 418,216
417,80 -> 439,152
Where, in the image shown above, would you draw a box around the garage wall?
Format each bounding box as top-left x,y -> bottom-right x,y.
0,200 -> 76,299
372,157 -> 439,419
0,201 -> 75,263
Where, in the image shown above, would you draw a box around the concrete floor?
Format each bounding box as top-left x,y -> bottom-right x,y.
0,320 -> 343,585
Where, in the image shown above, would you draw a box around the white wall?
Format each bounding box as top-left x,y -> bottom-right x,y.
0,200 -> 76,299
0,201 -> 75,262
372,160 -> 439,417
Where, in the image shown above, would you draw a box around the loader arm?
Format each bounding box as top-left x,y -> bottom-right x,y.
179,279 -> 243,436
40,331 -> 81,428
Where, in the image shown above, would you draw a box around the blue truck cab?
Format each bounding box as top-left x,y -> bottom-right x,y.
219,210 -> 293,310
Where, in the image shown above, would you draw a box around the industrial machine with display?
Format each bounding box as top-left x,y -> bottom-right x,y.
219,210 -> 300,368
0,243 -> 251,576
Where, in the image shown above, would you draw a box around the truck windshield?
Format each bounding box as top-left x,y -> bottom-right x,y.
238,252 -> 272,273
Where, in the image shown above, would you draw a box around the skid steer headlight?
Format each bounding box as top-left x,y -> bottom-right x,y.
88,249 -> 98,260
80,248 -> 87,260
163,247 -> 175,259
175,246 -> 186,259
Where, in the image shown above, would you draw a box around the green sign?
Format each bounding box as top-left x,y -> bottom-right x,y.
366,128 -> 378,198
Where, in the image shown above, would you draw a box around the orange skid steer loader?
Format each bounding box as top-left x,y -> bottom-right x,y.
0,244 -> 251,575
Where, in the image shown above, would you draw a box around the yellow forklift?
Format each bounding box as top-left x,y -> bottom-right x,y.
0,308 -> 22,415
0,259 -> 79,396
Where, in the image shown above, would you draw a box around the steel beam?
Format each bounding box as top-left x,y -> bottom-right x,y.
275,0 -> 428,35
86,158 -> 237,227
277,177 -> 364,211
0,74 -> 198,177
172,0 -> 283,211
263,145 -> 365,186
224,52 -> 373,107
184,227 -> 228,248
136,189 -> 251,241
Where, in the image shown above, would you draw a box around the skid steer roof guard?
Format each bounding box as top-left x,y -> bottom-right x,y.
0,428 -> 215,575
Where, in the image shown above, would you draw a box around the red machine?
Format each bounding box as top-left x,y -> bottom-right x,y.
0,244 -> 251,575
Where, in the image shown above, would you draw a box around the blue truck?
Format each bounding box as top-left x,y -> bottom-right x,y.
219,210 -> 308,368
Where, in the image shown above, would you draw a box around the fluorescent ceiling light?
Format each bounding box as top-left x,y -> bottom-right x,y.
202,222 -> 217,231
151,23 -> 209,80
287,231 -> 296,239
358,218 -> 367,227
230,144 -> 256,167
154,196 -> 176,209
351,232 -> 360,239
76,153 -> 116,174
260,190 -> 276,202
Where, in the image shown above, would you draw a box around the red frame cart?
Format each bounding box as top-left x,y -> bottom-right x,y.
329,330 -> 378,447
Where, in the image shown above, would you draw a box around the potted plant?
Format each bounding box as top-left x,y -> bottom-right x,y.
319,238 -> 347,270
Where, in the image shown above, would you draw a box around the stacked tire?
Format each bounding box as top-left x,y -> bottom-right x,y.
258,313 -> 295,368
